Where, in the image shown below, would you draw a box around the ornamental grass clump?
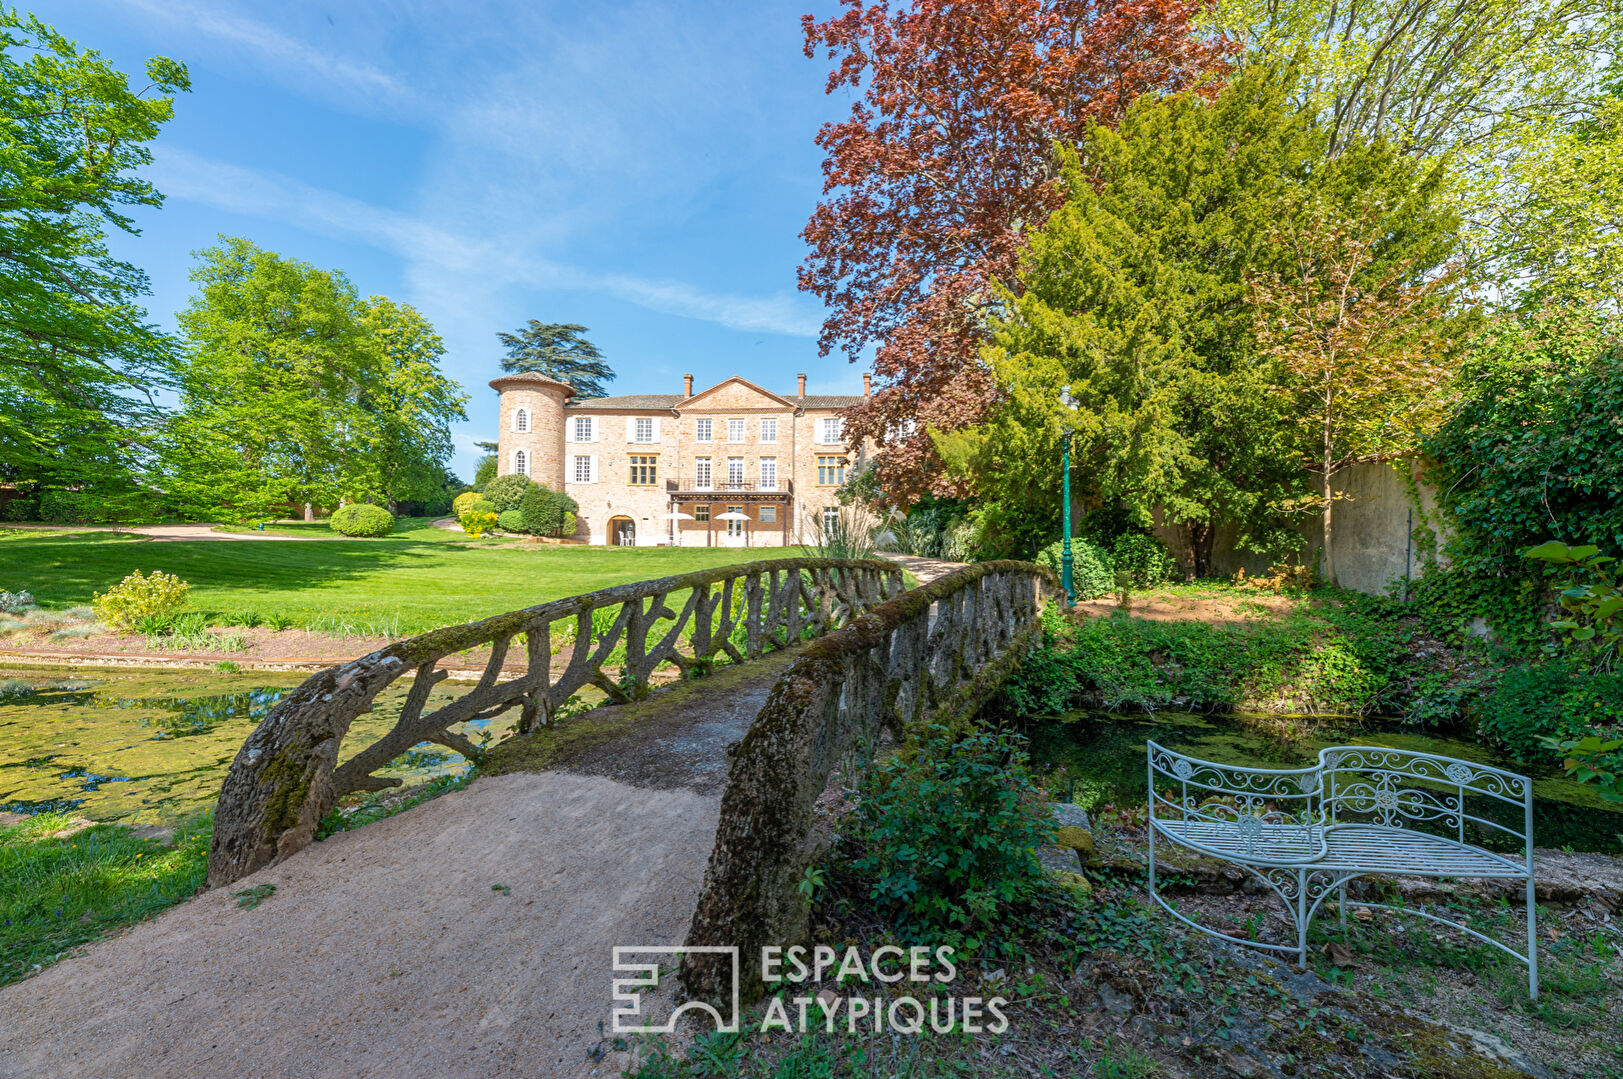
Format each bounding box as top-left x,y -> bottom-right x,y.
850,724 -> 1054,947
91,570 -> 190,632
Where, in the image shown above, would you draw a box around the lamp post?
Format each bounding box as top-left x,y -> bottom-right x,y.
1059,387 -> 1077,601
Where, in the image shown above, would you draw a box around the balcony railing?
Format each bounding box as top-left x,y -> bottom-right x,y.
667,479 -> 793,497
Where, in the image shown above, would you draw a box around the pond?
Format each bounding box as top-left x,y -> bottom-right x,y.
0,666 -> 515,825
1028,710 -> 1623,856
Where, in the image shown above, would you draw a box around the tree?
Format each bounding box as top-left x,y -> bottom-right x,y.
354,297 -> 468,511
954,67 -> 1461,573
166,238 -> 465,522
0,11 -> 188,488
496,321 -> 614,398
1206,0 -> 1623,299
799,0 -> 1234,500
1249,202 -> 1466,585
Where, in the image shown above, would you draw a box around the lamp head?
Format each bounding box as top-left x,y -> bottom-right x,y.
1059,387 -> 1076,411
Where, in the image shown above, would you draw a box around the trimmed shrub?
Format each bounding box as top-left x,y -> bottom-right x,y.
482,473 -> 535,513
329,503 -> 394,537
497,510 -> 526,533
1,499 -> 38,522
451,490 -> 482,518
1111,533 -> 1176,588
1033,539 -> 1114,598
92,570 -> 190,632
850,724 -> 1054,944
0,590 -> 35,614
519,485 -> 580,537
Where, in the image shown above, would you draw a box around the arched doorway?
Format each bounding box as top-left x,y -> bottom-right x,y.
608,516 -> 635,547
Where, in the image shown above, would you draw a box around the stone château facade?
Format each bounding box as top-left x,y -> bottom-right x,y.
491,371 -> 872,546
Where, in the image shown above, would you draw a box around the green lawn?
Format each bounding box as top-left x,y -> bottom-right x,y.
1,522 -> 824,635
0,813 -> 211,986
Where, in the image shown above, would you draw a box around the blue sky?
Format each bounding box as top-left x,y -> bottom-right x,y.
45,0 -> 858,481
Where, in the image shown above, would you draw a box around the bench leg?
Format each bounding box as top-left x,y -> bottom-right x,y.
1338,881 -> 1346,931
1296,869 -> 1309,971
1527,876 -> 1538,1001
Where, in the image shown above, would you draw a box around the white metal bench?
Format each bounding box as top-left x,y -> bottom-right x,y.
1146,741 -> 1539,998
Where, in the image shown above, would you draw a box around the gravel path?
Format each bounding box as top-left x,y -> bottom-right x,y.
0,653 -> 800,1079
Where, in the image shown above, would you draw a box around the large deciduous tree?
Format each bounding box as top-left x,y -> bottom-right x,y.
799,0 -> 1234,500
496,321 -> 614,399
1249,202 -> 1466,585
355,296 -> 468,511
1205,0 -> 1622,300
166,238 -> 466,521
0,10 -> 188,489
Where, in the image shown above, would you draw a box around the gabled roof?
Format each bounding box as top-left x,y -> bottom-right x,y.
564,394 -> 685,411
679,375 -> 801,411
800,395 -> 865,409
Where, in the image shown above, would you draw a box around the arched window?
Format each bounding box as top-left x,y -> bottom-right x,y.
514,408 -> 530,433
514,450 -> 529,476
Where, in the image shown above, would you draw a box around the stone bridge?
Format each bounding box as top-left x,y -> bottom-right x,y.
1,557 -> 1054,1079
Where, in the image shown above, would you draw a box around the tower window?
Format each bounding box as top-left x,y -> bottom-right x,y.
515,408 -> 530,433
514,450 -> 529,476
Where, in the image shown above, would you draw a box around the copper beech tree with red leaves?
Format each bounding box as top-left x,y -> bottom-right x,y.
800,0 -> 1232,500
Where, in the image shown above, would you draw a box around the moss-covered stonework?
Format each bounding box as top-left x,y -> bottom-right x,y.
681,561 -> 1057,1003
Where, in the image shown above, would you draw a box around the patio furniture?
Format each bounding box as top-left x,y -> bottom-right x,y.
1146,741 -> 1539,998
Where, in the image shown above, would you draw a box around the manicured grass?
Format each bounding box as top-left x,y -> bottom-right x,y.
0,813 -> 210,986
0,525 -> 824,635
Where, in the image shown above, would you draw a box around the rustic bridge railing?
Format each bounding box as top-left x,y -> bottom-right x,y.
681,560 -> 1056,1001
208,557 -> 904,887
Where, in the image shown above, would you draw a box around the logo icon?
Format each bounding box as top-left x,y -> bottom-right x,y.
611,946 -> 740,1034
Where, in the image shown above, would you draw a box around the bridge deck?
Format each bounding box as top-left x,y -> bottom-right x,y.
0,651 -> 803,1079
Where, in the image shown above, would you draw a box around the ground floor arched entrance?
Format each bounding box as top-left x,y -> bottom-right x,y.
608,516 -> 635,547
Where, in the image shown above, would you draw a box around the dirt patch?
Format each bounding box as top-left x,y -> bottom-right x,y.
0,771 -> 721,1079
1073,589 -> 1299,625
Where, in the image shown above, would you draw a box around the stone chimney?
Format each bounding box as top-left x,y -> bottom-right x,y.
683,373 -> 694,398
863,372 -> 871,398
797,373 -> 807,398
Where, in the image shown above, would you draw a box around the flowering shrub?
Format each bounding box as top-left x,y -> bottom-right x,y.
451,491 -> 482,517
0,590 -> 35,614
459,509 -> 498,538
91,570 -> 190,632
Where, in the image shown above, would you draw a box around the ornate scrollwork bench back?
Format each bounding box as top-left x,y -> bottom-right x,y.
208,557 -> 904,888
1147,742 -> 1326,864
1147,741 -> 1540,998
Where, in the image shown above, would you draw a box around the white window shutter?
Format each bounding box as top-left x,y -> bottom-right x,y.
589,417 -> 598,443
589,455 -> 598,483
651,417 -> 661,442
626,418 -> 636,442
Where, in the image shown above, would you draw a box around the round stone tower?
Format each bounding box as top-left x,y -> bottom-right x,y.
489,372 -> 573,490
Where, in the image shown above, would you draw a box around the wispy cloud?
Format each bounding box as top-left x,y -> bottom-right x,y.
116,0 -> 410,106
148,147 -> 819,338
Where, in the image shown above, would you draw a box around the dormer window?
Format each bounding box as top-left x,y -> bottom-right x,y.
514,408 -> 530,433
